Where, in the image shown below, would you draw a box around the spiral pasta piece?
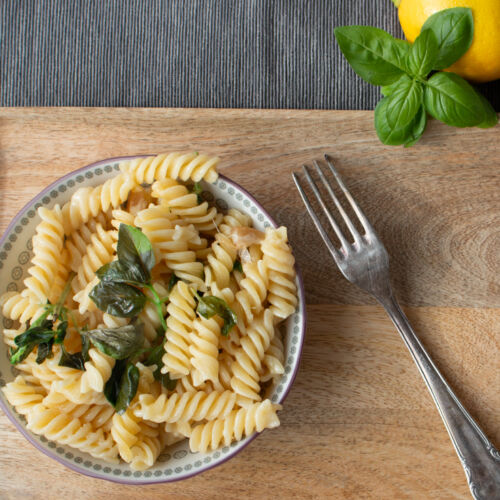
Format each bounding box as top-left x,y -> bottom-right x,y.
72,277 -> 99,315
220,208 -> 252,236
135,390 -> 237,424
204,233 -> 238,289
110,208 -> 135,231
230,309 -> 275,401
189,317 -> 221,386
80,348 -> 116,394
26,404 -> 119,462
0,291 -> 46,324
42,390 -> 82,413
261,331 -> 285,382
135,206 -> 203,285
130,429 -> 163,471
66,213 -> 109,271
47,248 -> 71,306
217,351 -> 235,391
111,409 -> 142,463
120,152 -> 219,184
16,349 -> 81,391
61,172 -> 136,235
162,281 -> 197,378
261,227 -> 298,320
21,205 -> 65,305
52,373 -> 108,405
232,259 -> 269,329
77,404 -> 115,432
189,399 -> 280,453
2,376 -> 46,415
2,327 -> 24,349
151,178 -> 221,232
71,224 -> 116,295
41,391 -> 115,433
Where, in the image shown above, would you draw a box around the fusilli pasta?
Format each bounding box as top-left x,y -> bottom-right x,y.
1,151 -> 298,470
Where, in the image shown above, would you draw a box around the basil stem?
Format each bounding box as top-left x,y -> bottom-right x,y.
144,284 -> 167,333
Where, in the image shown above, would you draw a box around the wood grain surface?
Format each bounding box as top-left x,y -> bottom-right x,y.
0,108 -> 498,500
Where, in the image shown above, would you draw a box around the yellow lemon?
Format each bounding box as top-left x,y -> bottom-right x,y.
398,0 -> 500,82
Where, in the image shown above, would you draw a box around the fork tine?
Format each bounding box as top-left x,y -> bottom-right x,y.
301,165 -> 351,252
292,173 -> 342,262
313,160 -> 362,245
324,155 -> 375,236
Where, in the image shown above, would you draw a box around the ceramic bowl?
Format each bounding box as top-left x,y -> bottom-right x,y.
0,156 -> 306,483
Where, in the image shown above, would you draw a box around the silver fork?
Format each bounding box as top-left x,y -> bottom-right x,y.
293,156 -> 500,500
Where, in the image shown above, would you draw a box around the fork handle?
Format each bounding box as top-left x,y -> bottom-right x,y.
379,293 -> 500,500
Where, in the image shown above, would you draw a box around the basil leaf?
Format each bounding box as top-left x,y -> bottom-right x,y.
14,325 -> 54,347
84,324 -> 145,360
58,345 -> 86,370
115,363 -> 139,414
404,107 -> 428,147
117,224 -> 155,282
380,76 -> 403,97
424,72 -> 485,127
375,99 -> 427,146
477,93 -> 499,129
144,342 -> 164,367
156,370 -> 177,390
104,359 -> 127,407
96,260 -> 145,286
421,7 -> 473,70
196,295 -> 237,336
10,344 -> 35,364
406,29 -> 438,78
232,259 -> 243,273
334,26 -> 408,85
384,75 -> 423,129
90,281 -> 146,318
36,338 -> 54,364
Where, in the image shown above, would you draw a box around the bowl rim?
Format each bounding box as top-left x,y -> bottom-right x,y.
0,155 -> 306,484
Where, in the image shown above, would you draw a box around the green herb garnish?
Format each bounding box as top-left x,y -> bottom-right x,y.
9,273 -> 74,365
196,295 -> 237,336
83,324 -> 145,360
233,259 -> 243,273
90,224 -> 167,331
334,7 -> 497,146
104,359 -> 140,414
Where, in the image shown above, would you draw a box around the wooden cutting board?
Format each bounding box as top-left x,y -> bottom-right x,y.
0,108 -> 498,500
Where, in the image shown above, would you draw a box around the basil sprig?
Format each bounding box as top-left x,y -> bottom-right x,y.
196,295 -> 237,336
90,224 -> 167,332
334,7 -> 497,146
9,273 -> 75,365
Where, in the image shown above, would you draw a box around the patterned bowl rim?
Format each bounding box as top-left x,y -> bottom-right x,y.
0,155 -> 307,484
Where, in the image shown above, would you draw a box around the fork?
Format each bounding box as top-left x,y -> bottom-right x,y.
293,156 -> 500,500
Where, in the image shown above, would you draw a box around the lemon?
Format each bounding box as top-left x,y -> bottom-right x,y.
398,0 -> 500,82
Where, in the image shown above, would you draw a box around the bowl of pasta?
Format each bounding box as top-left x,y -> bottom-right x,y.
0,152 -> 305,483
